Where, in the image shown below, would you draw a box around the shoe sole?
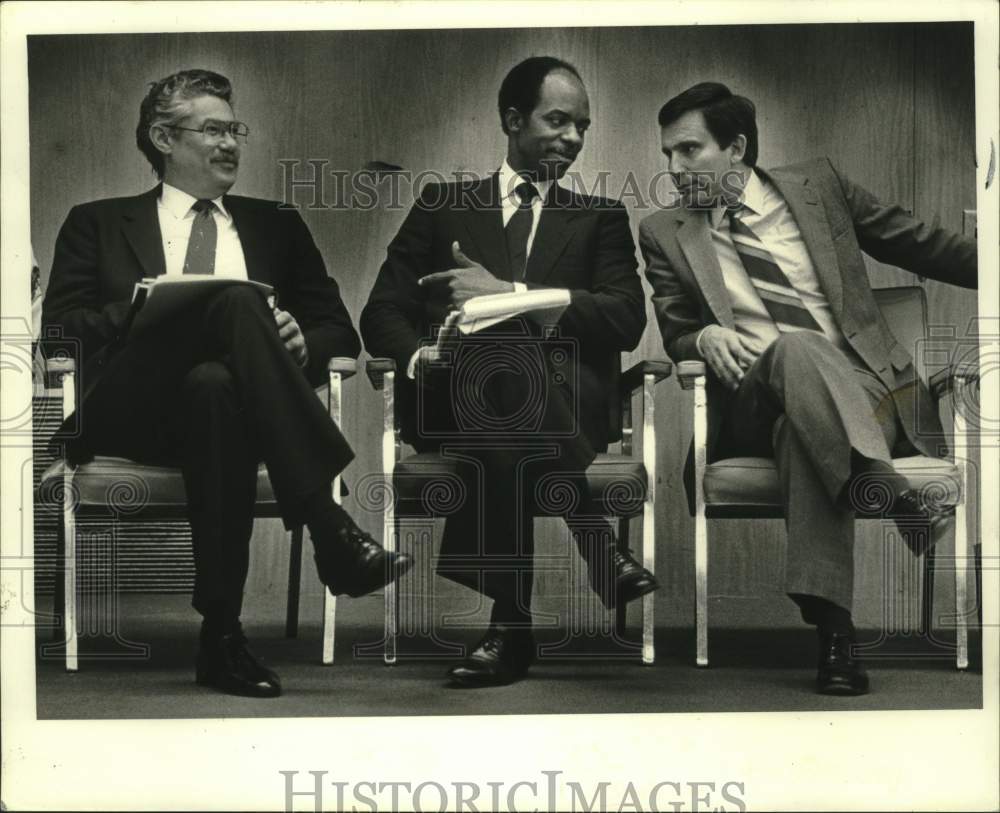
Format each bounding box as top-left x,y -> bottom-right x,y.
599,574 -> 660,610
342,553 -> 415,598
446,669 -> 529,688
817,683 -> 869,696
195,673 -> 282,698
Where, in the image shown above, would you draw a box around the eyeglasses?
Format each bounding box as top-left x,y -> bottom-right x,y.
165,119 -> 249,143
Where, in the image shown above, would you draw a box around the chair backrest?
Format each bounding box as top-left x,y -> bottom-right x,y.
872,285 -> 929,382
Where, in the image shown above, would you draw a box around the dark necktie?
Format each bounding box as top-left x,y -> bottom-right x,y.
727,205 -> 822,333
505,180 -> 539,280
182,199 -> 218,275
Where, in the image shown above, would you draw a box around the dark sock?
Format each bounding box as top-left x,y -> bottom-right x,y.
200,606 -> 240,642
490,597 -> 532,630
789,593 -> 855,636
302,489 -> 352,545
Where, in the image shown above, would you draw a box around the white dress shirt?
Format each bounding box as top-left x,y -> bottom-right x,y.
406,161 -> 563,379
699,169 -> 851,358
158,182 -> 248,279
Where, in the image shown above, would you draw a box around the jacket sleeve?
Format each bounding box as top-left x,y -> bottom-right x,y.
276,207 -> 362,388
359,186 -> 438,371
830,159 -> 977,289
41,204 -> 133,364
527,201 -> 646,353
639,217 -> 707,362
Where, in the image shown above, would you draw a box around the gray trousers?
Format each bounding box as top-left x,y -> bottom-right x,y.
721,331 -> 915,611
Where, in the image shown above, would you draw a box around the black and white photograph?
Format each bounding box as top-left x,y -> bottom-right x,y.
2,1 -> 997,810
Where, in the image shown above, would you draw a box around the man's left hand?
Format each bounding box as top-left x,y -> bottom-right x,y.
419,241 -> 513,307
275,309 -> 309,368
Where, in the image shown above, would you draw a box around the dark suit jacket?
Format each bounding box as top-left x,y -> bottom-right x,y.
42,186 -> 361,402
639,157 -> 977,466
360,174 -> 646,450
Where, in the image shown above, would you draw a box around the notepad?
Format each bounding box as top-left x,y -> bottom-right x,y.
128,275 -> 275,340
435,288 -> 570,350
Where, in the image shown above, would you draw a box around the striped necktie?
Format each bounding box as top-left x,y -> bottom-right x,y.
727,205 -> 821,333
182,199 -> 218,275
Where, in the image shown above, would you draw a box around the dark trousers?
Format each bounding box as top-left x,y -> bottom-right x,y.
76,286 -> 354,619
410,327 -> 602,616
719,331 -> 916,612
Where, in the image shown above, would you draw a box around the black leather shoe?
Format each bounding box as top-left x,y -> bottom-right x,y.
314,519 -> 414,598
887,489 -> 950,556
816,631 -> 869,696
196,627 -> 282,698
588,548 -> 659,609
446,626 -> 535,687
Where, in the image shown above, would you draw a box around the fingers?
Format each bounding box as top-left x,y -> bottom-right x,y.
708,347 -> 745,391
733,336 -> 758,370
419,270 -> 458,286
273,308 -> 293,327
451,240 -> 475,268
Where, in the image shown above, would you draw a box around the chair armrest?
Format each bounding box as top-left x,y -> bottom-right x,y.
930,359 -> 979,400
326,357 -> 357,380
620,360 -> 673,397
366,357 -> 397,390
676,360 -> 706,390
44,357 -> 77,390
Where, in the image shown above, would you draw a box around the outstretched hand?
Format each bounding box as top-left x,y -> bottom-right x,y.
418,242 -> 513,308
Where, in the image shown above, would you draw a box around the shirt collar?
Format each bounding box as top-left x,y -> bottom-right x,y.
159,182 -> 230,220
498,159 -> 553,205
710,168 -> 763,228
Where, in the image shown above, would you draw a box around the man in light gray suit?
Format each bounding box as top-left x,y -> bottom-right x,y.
639,82 -> 977,695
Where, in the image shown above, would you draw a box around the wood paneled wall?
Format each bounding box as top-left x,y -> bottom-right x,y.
28,23 -> 977,629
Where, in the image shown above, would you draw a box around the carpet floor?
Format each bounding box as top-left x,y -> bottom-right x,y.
33,595 -> 982,719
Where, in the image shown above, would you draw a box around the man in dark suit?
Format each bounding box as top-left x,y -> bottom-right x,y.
639,82 -> 977,695
42,69 -> 412,698
361,56 -> 658,686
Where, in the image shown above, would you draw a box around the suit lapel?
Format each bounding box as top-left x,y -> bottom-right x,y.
121,187 -> 167,279
524,184 -> 581,284
457,175 -> 512,281
226,196 -> 272,285
767,168 -> 844,320
676,210 -> 734,328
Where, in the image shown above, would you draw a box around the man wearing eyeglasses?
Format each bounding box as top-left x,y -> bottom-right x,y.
42,68 -> 412,698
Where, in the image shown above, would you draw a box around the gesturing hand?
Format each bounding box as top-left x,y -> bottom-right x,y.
698,325 -> 757,391
275,308 -> 309,368
418,242 -> 513,308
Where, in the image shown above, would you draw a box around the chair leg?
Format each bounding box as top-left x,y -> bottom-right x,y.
52,505 -> 66,644
64,475 -> 78,672
285,527 -> 303,638
920,544 -> 935,637
322,588 -> 337,665
615,518 -> 629,640
954,500 -> 969,670
975,542 -> 982,629
384,517 -> 398,666
641,503 -> 655,666
695,504 -> 708,668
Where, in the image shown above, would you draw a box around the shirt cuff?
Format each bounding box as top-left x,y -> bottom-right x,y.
406,348 -> 421,380
695,326 -> 711,358
513,282 -> 527,292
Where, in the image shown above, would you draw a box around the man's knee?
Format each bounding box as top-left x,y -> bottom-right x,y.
764,331 -> 834,372
182,361 -> 237,403
206,284 -> 272,321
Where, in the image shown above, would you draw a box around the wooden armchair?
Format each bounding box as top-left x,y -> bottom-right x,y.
676,286 -> 980,669
364,353 -> 672,665
36,355 -> 358,671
